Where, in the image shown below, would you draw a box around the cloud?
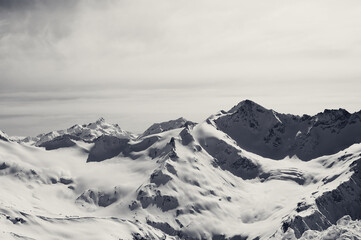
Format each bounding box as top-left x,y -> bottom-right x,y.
2,0 -> 361,87
0,0 -> 361,135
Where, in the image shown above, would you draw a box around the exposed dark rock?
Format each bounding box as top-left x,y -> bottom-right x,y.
87,136 -> 129,162
150,170 -> 172,186
129,200 -> 140,211
129,136 -> 159,153
169,137 -> 176,148
193,145 -> 202,152
146,220 -> 180,236
183,177 -> 200,187
98,193 -> 117,207
141,117 -> 196,137
59,177 -> 73,185
168,149 -> 179,160
180,128 -> 195,146
286,211 -> 331,238
212,234 -> 248,240
137,189 -> 179,212
286,159 -> 361,237
0,131 -> 9,142
166,163 -> 177,176
175,219 -> 183,228
315,158 -> 361,223
296,201 -> 311,213
199,137 -> 259,180
39,134 -> 78,150
76,188 -> 120,207
322,173 -> 342,184
148,148 -> 159,159
50,177 -> 57,184
6,215 -> 26,224
0,162 -> 9,170
338,153 -> 353,161
132,232 -> 148,240
176,209 -> 184,217
87,135 -> 160,162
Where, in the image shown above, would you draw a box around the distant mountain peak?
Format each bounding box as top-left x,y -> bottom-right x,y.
312,108 -> 353,125
141,117 -> 196,137
175,117 -> 187,122
25,118 -> 134,146
96,117 -> 105,124
319,108 -> 351,118
0,130 -> 10,142
242,99 -> 258,106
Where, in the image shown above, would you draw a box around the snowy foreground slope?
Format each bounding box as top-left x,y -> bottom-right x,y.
1,100 -> 361,240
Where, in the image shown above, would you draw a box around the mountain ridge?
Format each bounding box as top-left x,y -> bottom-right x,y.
213,99 -> 361,160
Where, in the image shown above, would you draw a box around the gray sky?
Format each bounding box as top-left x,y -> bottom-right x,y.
1,0 -> 361,136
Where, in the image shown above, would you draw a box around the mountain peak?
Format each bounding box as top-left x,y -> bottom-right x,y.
228,99 -> 266,114
96,117 -> 105,124
0,130 -> 10,142
141,117 -> 196,137
315,108 -> 351,123
322,108 -> 350,116
242,99 -> 257,105
29,118 -> 134,146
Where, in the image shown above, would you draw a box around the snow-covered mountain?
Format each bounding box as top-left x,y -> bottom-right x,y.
140,117 -> 196,137
1,100 -> 361,240
20,117 -> 135,147
214,100 -> 361,160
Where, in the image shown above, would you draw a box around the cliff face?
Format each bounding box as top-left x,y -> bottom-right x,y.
315,157 -> 361,223
277,154 -> 361,238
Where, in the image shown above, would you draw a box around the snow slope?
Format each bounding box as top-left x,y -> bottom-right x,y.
1,100 -> 361,240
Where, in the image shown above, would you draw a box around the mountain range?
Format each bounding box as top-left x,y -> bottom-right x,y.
1,100 -> 361,240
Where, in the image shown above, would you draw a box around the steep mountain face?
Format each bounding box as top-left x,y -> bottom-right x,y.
214,100 -> 361,160
0,130 -> 10,142
1,100 -> 361,240
271,147 -> 361,238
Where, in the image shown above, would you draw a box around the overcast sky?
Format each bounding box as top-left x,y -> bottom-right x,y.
1,0 -> 361,136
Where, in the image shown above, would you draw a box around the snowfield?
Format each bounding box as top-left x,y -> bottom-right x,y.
1,100 -> 361,240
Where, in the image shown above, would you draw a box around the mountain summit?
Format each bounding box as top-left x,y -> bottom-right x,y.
227,99 -> 267,114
